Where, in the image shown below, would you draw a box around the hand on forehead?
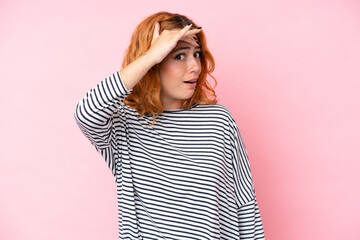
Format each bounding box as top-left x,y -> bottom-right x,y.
181,34 -> 200,47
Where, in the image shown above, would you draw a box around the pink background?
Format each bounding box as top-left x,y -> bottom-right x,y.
1,0 -> 359,239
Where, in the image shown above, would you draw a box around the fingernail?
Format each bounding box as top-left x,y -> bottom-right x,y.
196,41 -> 200,45
187,20 -> 192,25
197,26 -> 202,29
193,36 -> 197,40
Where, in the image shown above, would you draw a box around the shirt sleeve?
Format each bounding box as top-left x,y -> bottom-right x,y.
74,71 -> 131,176
231,121 -> 266,239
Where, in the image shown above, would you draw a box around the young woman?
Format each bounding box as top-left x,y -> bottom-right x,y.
75,11 -> 265,240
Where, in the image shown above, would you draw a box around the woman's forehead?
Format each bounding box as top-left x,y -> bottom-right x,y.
177,36 -> 198,47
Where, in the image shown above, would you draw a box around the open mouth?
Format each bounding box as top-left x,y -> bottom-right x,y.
183,80 -> 197,87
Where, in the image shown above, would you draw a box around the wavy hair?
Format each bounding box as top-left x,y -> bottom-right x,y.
121,11 -> 218,127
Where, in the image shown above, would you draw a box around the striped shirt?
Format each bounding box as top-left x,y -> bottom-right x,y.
74,71 -> 266,239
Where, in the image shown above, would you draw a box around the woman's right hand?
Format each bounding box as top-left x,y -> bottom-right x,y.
119,21 -> 202,91
147,21 -> 202,65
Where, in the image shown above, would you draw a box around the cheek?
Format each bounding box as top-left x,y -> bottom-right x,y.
160,61 -> 184,82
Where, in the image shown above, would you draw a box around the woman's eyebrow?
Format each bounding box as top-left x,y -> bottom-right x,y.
171,46 -> 201,54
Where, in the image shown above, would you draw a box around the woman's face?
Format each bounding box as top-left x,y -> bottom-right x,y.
159,35 -> 202,110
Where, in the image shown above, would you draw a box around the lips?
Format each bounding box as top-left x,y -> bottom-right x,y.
184,78 -> 197,88
183,78 -> 198,84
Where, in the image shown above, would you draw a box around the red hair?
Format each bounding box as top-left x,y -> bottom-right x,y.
121,11 -> 218,127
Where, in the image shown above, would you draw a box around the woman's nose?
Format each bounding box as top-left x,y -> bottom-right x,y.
188,55 -> 201,74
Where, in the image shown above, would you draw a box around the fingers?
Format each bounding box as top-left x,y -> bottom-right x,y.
181,28 -> 202,46
181,35 -> 199,47
180,21 -> 193,34
179,22 -> 201,37
178,22 -> 202,48
184,28 -> 202,37
181,22 -> 202,38
150,21 -> 202,50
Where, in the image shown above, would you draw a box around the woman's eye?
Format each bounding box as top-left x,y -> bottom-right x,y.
174,52 -> 202,60
175,54 -> 185,60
